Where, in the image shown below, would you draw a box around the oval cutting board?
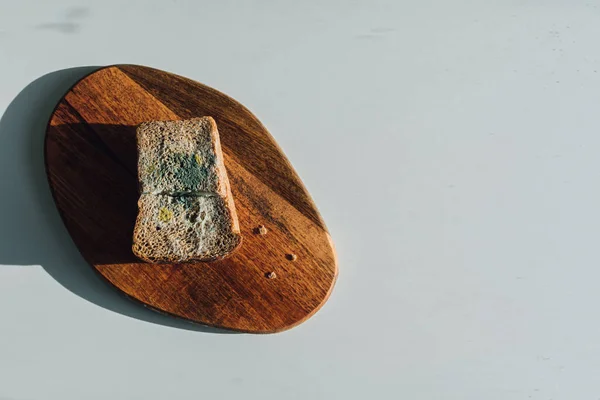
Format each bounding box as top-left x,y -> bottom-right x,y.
44,65 -> 337,333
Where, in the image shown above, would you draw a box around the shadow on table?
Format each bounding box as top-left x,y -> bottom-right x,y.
0,67 -> 235,334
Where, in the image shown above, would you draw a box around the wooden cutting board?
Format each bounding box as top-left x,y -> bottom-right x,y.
44,65 -> 337,333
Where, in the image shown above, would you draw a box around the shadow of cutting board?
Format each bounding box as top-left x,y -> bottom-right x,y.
44,65 -> 337,333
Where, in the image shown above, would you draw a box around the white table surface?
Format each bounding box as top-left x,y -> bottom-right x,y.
2,0 -> 600,398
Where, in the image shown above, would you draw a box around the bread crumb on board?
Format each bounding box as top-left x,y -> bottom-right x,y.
265,271 -> 277,279
285,253 -> 297,261
254,225 -> 268,235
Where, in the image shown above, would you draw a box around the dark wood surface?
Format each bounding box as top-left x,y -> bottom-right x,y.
44,65 -> 338,333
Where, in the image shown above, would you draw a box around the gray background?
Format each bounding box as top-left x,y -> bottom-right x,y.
1,0 -> 599,398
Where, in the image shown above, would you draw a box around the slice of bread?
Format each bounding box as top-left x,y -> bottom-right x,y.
132,117 -> 241,263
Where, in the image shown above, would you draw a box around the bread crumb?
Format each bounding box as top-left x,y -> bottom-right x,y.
285,253 -> 297,261
255,225 -> 268,235
265,271 -> 277,279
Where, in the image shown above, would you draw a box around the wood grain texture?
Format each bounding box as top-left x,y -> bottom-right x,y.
44,65 -> 337,333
